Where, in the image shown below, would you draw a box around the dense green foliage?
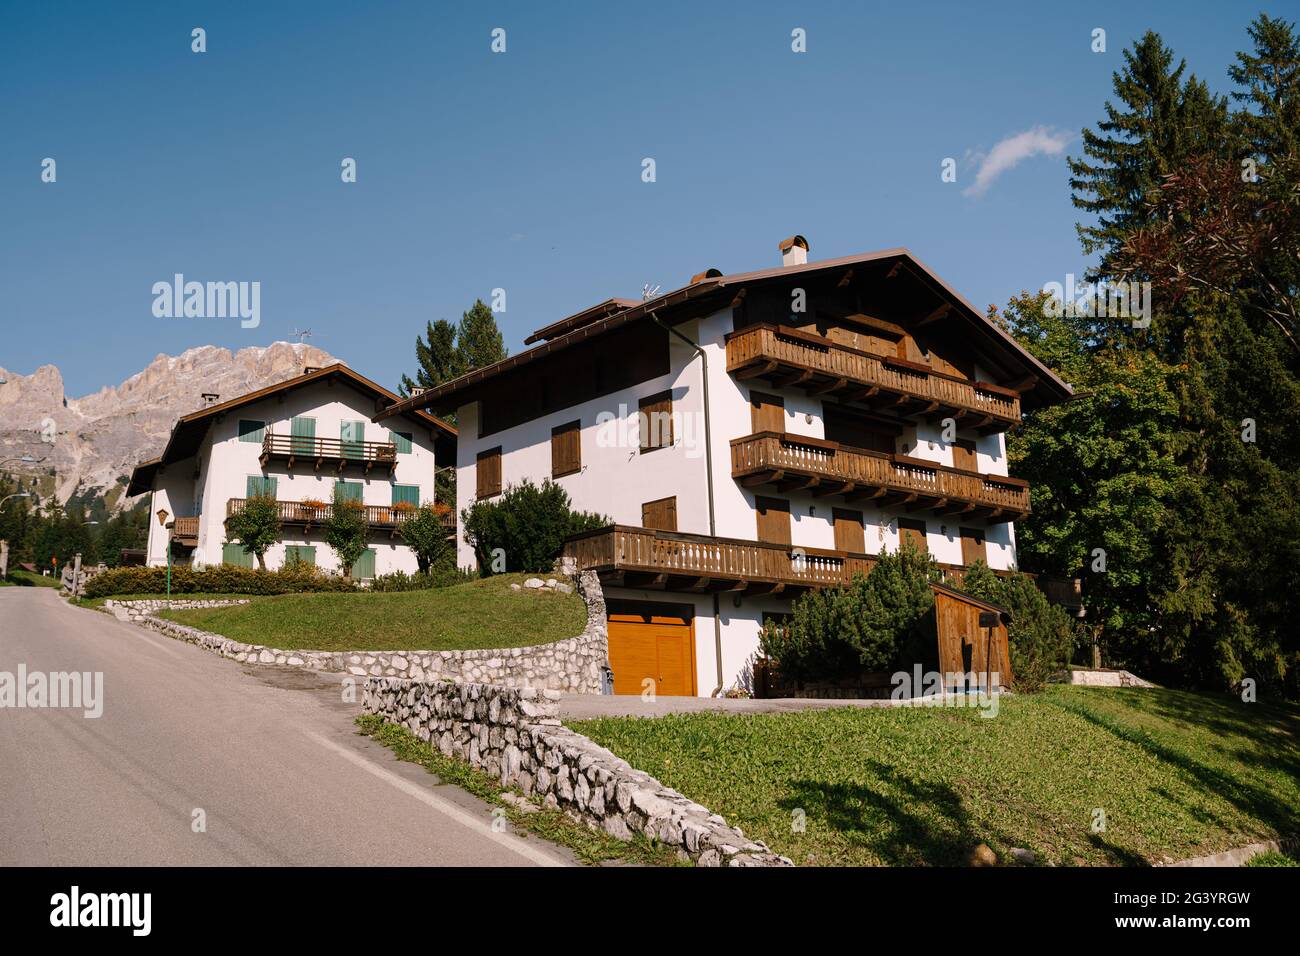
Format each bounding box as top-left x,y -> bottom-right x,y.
1010,14 -> 1300,696
758,545 -> 938,681
0,474 -> 148,573
82,564 -> 360,599
575,686 -> 1300,867
462,479 -> 608,574
323,486 -> 368,578
366,567 -> 474,591
398,503 -> 457,573
958,562 -> 1077,693
224,492 -> 280,571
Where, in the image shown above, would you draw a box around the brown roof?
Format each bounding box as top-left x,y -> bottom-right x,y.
127,363 -> 455,497
523,297 -> 640,345
374,247 -> 1074,422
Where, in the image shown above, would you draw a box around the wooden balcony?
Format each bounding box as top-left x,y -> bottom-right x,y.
563,525 -> 1020,596
260,433 -> 397,475
225,498 -> 456,538
731,431 -> 1030,523
726,324 -> 1020,431
170,516 -> 199,546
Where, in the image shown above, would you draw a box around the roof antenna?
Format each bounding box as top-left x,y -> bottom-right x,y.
641,283 -> 661,301
289,327 -> 313,344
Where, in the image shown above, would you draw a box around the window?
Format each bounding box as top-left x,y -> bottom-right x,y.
642,496 -> 678,532
290,416 -> 316,455
755,496 -> 791,545
391,484 -> 420,507
246,475 -> 277,498
960,527 -> 986,566
476,447 -> 502,498
238,419 -> 265,443
551,420 -> 581,477
749,391 -> 785,434
351,548 -> 377,580
898,518 -> 928,554
638,391 -> 674,452
222,543 -> 253,568
390,430 -> 413,454
824,406 -> 898,454
334,480 -> 363,503
832,508 -> 865,553
283,545 -> 317,568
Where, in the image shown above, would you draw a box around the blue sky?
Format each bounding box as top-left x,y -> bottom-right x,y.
0,0 -> 1266,396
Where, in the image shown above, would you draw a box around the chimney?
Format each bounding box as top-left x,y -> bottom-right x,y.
779,235 -> 809,267
200,392 -> 219,408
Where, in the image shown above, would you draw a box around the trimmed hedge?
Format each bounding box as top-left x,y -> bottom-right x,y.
366,568 -> 475,592
82,564 -> 361,599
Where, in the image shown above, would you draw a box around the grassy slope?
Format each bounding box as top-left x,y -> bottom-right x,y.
5,569 -> 61,588
153,573 -> 587,651
572,686 -> 1300,867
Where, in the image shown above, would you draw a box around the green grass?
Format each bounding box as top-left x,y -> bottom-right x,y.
355,714 -> 685,866
152,573 -> 586,651
1245,850 -> 1298,867
571,686 -> 1300,867
5,569 -> 61,588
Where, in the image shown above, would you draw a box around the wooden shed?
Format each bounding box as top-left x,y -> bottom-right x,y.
931,582 -> 1013,690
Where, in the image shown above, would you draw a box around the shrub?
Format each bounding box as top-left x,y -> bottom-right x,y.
399,503 -> 457,573
956,561 -> 1077,693
82,564 -> 360,599
759,543 -> 939,681
367,567 -> 475,592
325,487 -> 368,578
224,492 -> 280,570
461,479 -> 608,574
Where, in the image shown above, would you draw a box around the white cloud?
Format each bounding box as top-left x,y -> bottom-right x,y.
962,126 -> 1072,198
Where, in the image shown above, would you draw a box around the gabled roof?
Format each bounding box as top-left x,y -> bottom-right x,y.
374,247 -> 1074,422
127,363 -> 455,497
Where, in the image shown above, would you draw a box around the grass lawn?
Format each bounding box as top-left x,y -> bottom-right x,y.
4,569 -> 61,588
572,685 -> 1300,867
152,573 -> 586,652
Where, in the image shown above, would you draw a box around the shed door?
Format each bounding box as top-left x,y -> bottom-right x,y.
607,602 -> 695,697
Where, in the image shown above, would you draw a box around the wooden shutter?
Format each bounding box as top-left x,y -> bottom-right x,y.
222,543 -> 253,568
246,475 -> 277,498
755,496 -> 791,545
352,548 -> 376,579
389,430 -> 413,454
749,391 -> 785,434
642,496 -> 678,532
833,508 -> 866,553
284,545 -> 316,568
238,419 -> 265,443
898,518 -> 928,554
334,480 -> 363,503
960,527 -> 986,566
290,416 -> 316,455
638,391 -> 674,451
953,438 -> 978,472
341,420 -> 365,459
551,420 -> 581,477
476,447 -> 502,498
392,484 -> 420,507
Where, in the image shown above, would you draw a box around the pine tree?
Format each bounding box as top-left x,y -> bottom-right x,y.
1229,14 -> 1300,161
399,319 -> 463,396
455,299 -> 507,371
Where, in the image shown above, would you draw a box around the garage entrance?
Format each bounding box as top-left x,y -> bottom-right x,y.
606,600 -> 697,697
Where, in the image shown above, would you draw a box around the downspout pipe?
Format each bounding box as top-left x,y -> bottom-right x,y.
650,311 -> 726,697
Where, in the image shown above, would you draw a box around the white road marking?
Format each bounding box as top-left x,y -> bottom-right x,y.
304,730 -> 570,867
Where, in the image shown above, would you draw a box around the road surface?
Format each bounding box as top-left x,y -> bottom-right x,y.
0,587 -> 573,866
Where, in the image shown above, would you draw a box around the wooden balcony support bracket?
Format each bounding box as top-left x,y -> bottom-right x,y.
938,501 -> 977,516
735,360 -> 778,381
746,581 -> 787,597
845,485 -> 887,503
740,470 -> 780,488
777,475 -> 820,493
772,369 -> 813,389
807,377 -> 847,397
915,303 -> 951,328
907,496 -> 946,513
814,480 -> 855,498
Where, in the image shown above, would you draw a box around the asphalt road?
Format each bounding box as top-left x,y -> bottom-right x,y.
0,587 -> 573,866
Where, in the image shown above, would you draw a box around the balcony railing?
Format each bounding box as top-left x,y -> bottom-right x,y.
731,431 -> 1030,522
225,498 -> 455,536
726,324 -> 1021,430
563,525 -> 1021,594
260,432 -> 397,473
171,516 -> 199,544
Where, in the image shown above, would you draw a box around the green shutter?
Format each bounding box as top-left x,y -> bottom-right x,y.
291,416 -> 316,455
238,419 -> 265,443
341,420 -> 365,459
352,548 -> 376,580
246,475 -> 278,498
283,545 -> 316,568
390,430 -> 413,454
392,484 -> 420,507
334,480 -> 363,503
222,543 -> 253,568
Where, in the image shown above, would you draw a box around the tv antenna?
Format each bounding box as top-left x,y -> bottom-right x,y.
289,327 -> 313,344
641,283 -> 661,301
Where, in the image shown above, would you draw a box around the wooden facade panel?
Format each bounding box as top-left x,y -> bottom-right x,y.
755,496 -> 792,545
960,526 -> 986,566
934,590 -> 1012,688
832,508 -> 866,553
749,390 -> 785,433
551,420 -> 581,477
952,438 -> 978,472
898,517 -> 927,554
641,496 -> 678,532
639,390 -> 674,452
476,446 -> 502,498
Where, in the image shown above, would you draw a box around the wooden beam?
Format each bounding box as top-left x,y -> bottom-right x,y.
845,485 -> 887,503
777,475 -> 821,493
771,369 -> 813,389
837,269 -> 854,288
740,471 -> 778,488
806,377 -> 847,397
734,360 -> 778,381
730,287 -> 748,309
914,303 -> 951,328
813,481 -> 855,498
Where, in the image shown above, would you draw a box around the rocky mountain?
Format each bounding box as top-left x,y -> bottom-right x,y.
0,342 -> 341,510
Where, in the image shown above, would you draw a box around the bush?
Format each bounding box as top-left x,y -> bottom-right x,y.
367,567 -> 475,592
82,564 -> 360,599
325,487 -> 368,578
224,493 -> 280,570
759,544 -> 939,681
957,562 -> 1077,693
461,479 -> 608,574
398,503 -> 457,573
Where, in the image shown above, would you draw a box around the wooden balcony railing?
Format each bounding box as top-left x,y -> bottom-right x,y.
731,431 -> 1030,522
171,516 -> 199,543
563,525 -> 1021,595
726,324 -> 1021,430
260,433 -> 397,474
225,498 -> 456,537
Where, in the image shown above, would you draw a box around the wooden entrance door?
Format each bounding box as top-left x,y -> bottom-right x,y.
606,602 -> 696,697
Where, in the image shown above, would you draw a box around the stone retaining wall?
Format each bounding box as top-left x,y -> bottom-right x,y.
103,570 -> 610,693
363,678 -> 792,867
1068,668 -> 1156,688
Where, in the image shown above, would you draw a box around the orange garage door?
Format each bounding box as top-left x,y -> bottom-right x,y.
607,601 -> 696,697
